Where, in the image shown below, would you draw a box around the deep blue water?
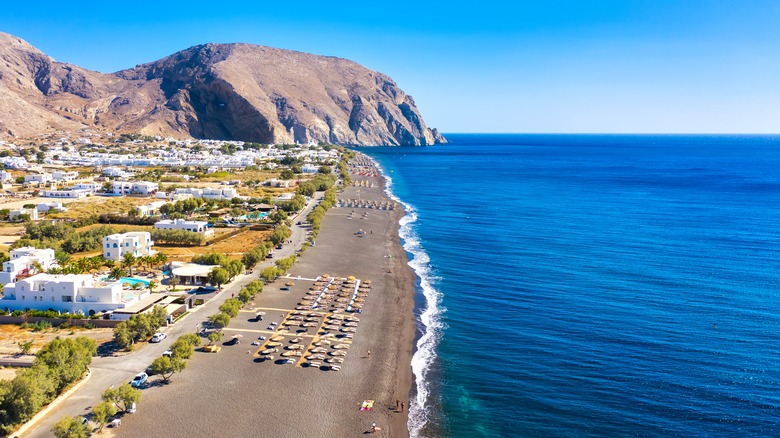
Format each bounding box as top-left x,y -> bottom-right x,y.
364,134 -> 780,437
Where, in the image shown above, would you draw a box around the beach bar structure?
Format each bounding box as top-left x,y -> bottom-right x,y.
169,261 -> 216,286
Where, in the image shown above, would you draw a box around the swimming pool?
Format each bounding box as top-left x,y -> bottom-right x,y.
102,277 -> 151,287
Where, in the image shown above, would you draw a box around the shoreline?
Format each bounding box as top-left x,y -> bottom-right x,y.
86,152 -> 419,437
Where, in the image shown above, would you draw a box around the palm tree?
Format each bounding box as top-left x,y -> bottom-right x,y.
30,261 -> 43,275
54,251 -> 71,267
108,267 -> 125,280
103,259 -> 115,269
122,253 -> 136,277
148,280 -> 157,293
155,253 -> 168,270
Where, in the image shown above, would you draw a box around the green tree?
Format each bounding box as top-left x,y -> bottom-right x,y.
207,331 -> 223,345
238,288 -> 252,304
280,169 -> 295,180
241,249 -> 262,269
268,210 -> 288,225
18,340 -> 34,355
149,355 -> 187,381
91,400 -> 117,432
113,322 -> 134,349
170,336 -> 195,360
148,279 -> 157,293
122,252 -> 137,277
108,266 -> 125,280
51,415 -> 90,438
179,333 -> 201,347
102,383 -> 141,412
207,267 -> 230,289
225,259 -> 243,280
260,266 -> 282,282
34,337 -> 96,393
219,298 -> 241,318
54,250 -> 71,268
168,276 -> 179,291
208,312 -> 231,332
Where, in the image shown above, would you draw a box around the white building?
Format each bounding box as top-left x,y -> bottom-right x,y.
103,232 -> 155,261
103,167 -> 132,178
37,202 -> 66,213
132,181 -> 159,196
301,164 -> 320,174
154,219 -> 213,237
9,208 -> 38,221
173,187 -> 237,200
0,247 -> 56,285
24,173 -> 53,184
0,170 -> 11,182
74,182 -> 103,193
52,170 -> 78,181
135,201 -> 167,217
202,187 -> 237,200
43,189 -> 89,199
0,274 -> 135,315
111,181 -> 159,196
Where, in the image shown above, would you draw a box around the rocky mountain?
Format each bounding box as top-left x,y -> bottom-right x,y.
0,32 -> 445,146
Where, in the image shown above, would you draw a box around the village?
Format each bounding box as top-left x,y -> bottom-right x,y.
0,130 -> 348,334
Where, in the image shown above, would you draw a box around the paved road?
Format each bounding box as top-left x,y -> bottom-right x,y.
24,193 -> 322,437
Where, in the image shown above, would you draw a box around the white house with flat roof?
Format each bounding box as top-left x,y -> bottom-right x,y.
37,202 -> 66,213
24,173 -> 53,184
132,181 -> 159,195
52,170 -> 78,181
103,167 -> 132,178
103,232 -> 154,261
135,201 -> 167,217
111,181 -> 158,196
0,170 -> 11,182
43,189 -> 89,199
0,247 -> 56,285
154,219 -> 213,236
0,274 -> 135,315
9,208 -> 38,221
74,182 -> 103,193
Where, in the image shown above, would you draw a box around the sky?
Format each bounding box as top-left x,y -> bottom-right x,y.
1,1 -> 779,134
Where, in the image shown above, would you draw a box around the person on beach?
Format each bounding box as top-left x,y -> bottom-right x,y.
367,350 -> 371,358
401,401 -> 405,412
396,399 -> 400,410
371,422 -> 377,433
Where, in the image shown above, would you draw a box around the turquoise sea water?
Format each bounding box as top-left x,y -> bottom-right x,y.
364,134 -> 780,437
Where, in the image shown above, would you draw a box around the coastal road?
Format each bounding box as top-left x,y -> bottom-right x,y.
24,193 -> 323,437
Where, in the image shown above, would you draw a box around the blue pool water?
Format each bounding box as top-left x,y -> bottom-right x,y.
364,134 -> 780,437
103,277 -> 151,287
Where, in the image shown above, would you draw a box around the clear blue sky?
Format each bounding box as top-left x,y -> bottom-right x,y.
1,1 -> 779,133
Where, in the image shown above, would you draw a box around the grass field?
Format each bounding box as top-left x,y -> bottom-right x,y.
161,229 -> 270,262
48,196 -> 153,219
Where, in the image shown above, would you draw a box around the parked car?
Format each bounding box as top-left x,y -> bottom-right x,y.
130,372 -> 148,388
150,333 -> 166,343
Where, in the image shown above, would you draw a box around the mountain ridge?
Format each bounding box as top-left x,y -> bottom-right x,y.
0,33 -> 445,146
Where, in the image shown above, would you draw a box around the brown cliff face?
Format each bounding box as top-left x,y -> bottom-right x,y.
0,33 -> 445,146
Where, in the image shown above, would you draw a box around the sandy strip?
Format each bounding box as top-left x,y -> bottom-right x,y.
112,156 -> 417,437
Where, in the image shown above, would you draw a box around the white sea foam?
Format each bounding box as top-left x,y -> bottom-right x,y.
368,156 -> 444,438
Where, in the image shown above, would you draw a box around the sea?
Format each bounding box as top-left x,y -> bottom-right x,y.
362,134 -> 780,438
